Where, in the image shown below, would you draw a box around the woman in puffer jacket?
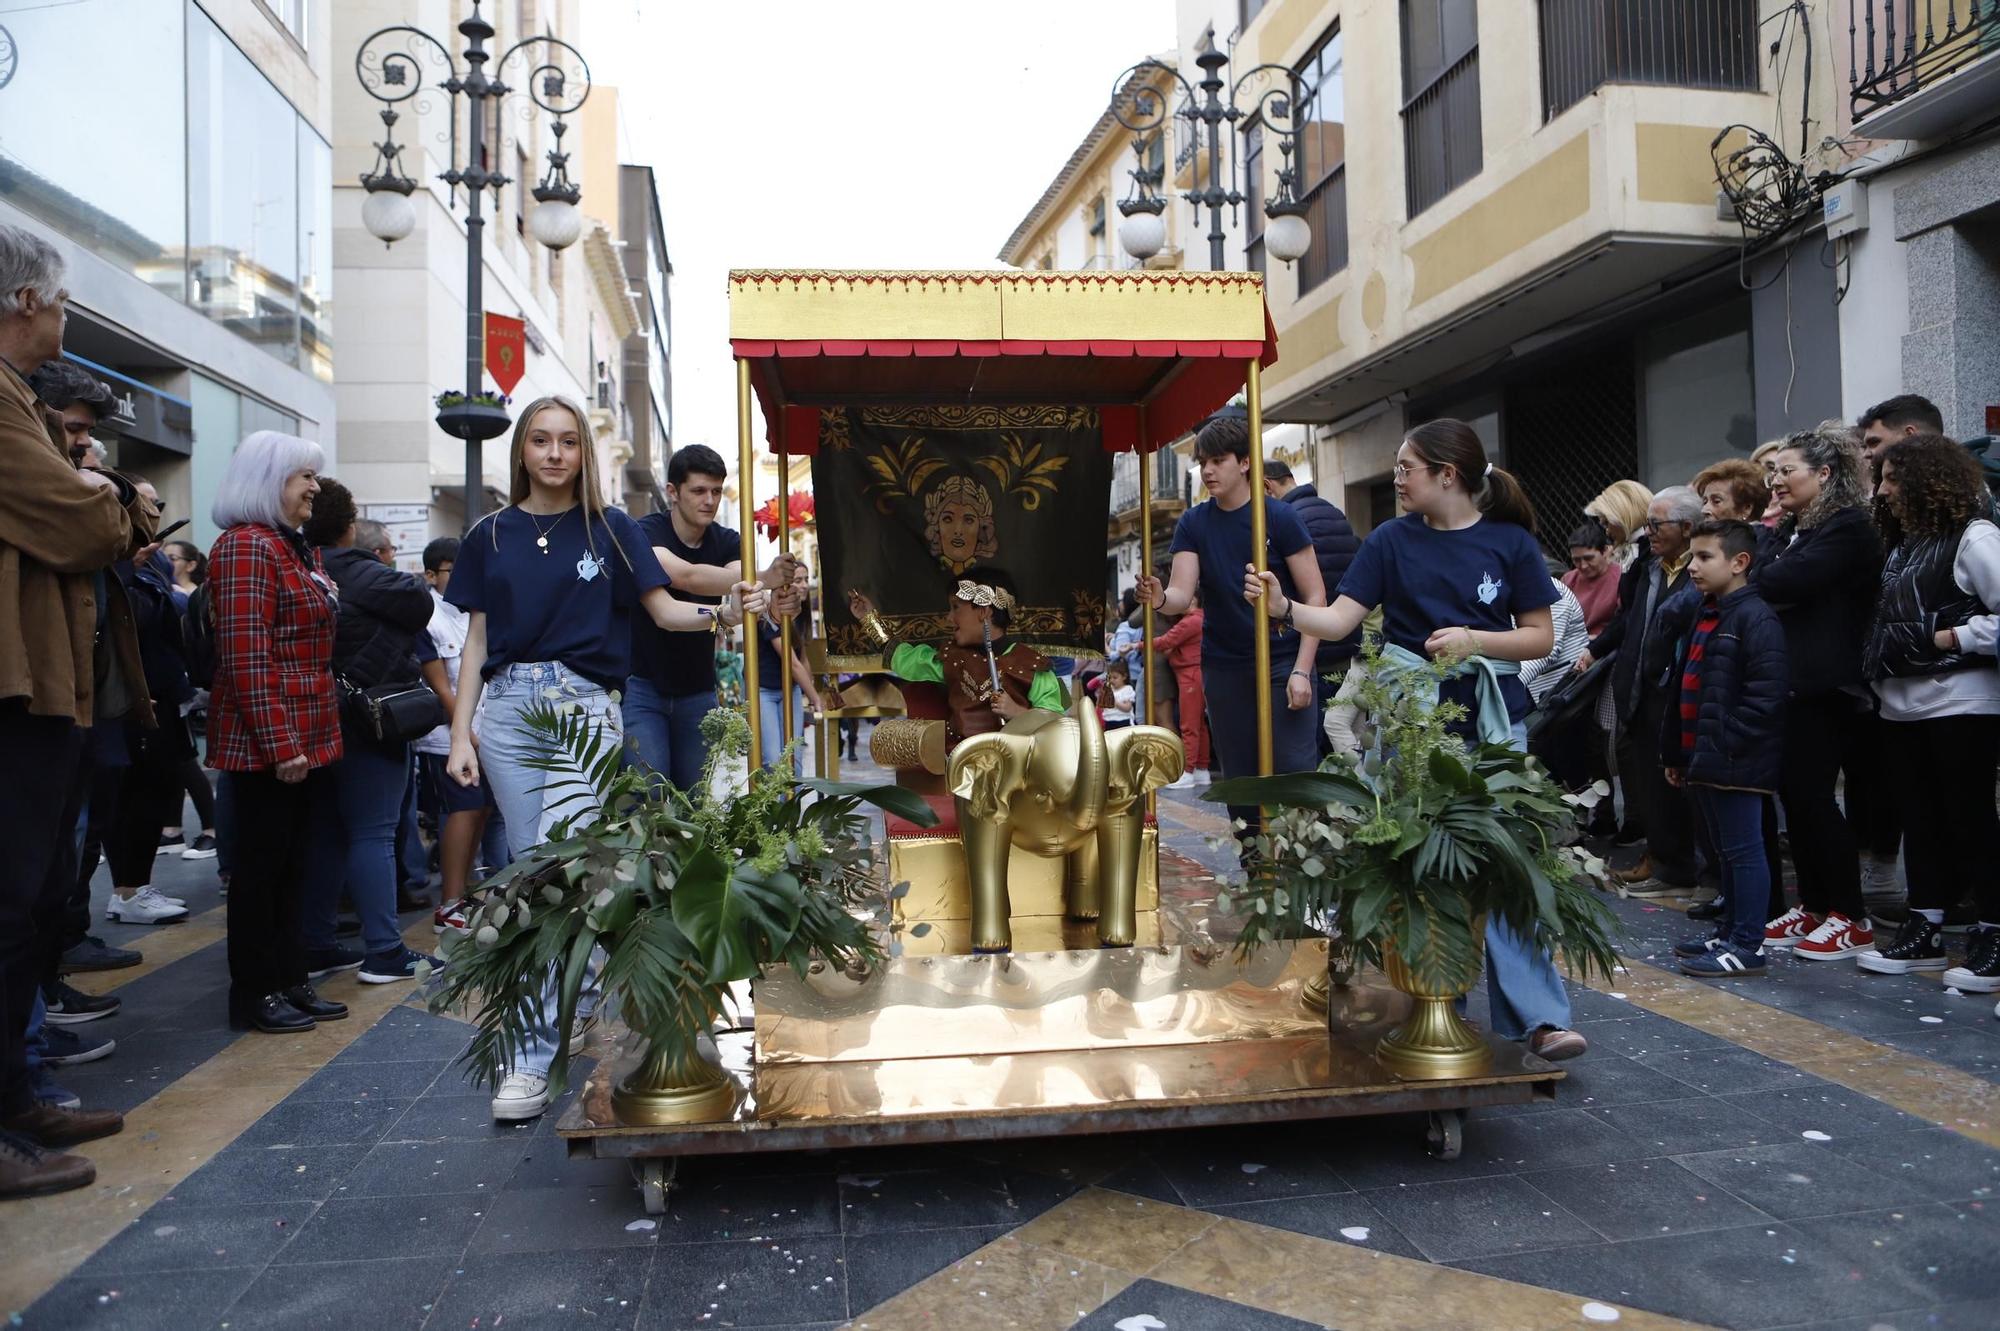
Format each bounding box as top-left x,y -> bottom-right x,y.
1853,435 -> 2000,994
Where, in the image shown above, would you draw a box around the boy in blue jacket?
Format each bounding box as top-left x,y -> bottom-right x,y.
1662,519 -> 1790,978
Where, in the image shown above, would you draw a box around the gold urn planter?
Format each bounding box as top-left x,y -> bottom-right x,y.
612,1039 -> 740,1126
1374,940 -> 1491,1080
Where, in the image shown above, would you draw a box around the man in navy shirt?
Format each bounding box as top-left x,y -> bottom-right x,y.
1137,411 -> 1326,823
1263,456 -> 1361,757
625,444 -> 795,792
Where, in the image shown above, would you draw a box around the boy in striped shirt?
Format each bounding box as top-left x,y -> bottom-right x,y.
1660,519 -> 1790,979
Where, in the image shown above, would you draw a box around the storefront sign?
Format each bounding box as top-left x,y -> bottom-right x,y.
104,383 -> 195,456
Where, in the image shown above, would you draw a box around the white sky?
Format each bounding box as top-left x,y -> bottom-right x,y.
584,0 -> 1177,468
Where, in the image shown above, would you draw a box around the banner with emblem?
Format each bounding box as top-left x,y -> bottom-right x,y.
813,405 -> 1112,669
483,313 -> 527,396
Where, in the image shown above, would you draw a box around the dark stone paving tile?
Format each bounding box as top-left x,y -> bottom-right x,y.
1673,1141 -> 1931,1220
82,1199 -> 315,1274
468,1184 -> 661,1254
1718,1083 -> 1918,1139
217,1254 -> 453,1330
1788,1203 -> 2000,1309
1359,1174 -> 1599,1262
24,1266 -> 259,1331
841,1222 -> 1012,1312
838,1164 -> 1057,1235
273,1193 -> 489,1264
640,1236 -> 847,1329
1521,1158 -> 1773,1240
428,1247 -> 652,1330
1454,1221 -> 1927,1331
1152,1133 -> 1352,1206
508,1140 -> 638,1191
1817,1127 -> 2000,1201
289,1056 -> 447,1102
1095,1157 -> 1185,1204
163,1143 -> 370,1206
1203,1193 -> 1424,1258
1786,1298 -> 2000,1331
1075,1277 -> 1323,1330
1888,1025 -> 2000,1078
1544,1051 -> 1712,1108
1584,1097 -> 1792,1155
386,1092 -> 541,1141
1634,1047 -> 1829,1095
1563,984 -> 1645,1022
1574,1012 -> 1730,1059
337,1137 -> 529,1198
237,1095 -> 413,1148
1325,1108 -> 1651,1189
662,1171 -> 842,1243
327,1014 -> 472,1064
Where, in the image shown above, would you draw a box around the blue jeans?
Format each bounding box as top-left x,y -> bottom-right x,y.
1474,719 -> 1575,1040
1691,784 -> 1771,952
396,756 -> 429,891
758,687 -> 807,775
622,677 -> 716,794
302,738 -> 411,960
477,663 -> 619,1078
1202,657 -> 1320,838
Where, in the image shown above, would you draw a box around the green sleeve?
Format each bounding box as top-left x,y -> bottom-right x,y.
1028,670 -> 1064,713
888,642 -> 945,684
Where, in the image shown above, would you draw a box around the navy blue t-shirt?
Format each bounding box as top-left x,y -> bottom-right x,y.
630,514 -> 739,696
1336,513 -> 1559,725
444,505 -> 670,693
1168,496 -> 1313,666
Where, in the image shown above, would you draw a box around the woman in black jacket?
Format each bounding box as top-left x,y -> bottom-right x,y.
297,480 -> 438,987
1754,424 -> 1884,962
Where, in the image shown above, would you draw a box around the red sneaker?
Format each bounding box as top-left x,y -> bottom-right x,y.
432,904 -> 469,935
1794,912 -> 1873,962
1764,906 -> 1813,950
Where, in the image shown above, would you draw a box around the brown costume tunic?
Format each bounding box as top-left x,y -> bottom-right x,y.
937,642 -> 1048,745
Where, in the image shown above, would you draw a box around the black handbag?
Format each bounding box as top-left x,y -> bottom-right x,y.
340,677 -> 446,745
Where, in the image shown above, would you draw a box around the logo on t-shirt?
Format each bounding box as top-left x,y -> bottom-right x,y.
576,552 -> 604,583
1476,571 -> 1501,605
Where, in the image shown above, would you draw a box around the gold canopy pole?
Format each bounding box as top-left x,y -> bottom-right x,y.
1139,444 -> 1156,817
736,358 -> 761,766
1247,359 -> 1272,776
778,437 -> 795,761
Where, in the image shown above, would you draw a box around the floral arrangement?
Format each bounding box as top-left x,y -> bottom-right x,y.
435,390 -> 511,410
752,490 -> 816,538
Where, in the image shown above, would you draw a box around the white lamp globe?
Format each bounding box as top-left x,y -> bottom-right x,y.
529,198 -> 584,250
1119,210 -> 1166,261
1264,211 -> 1312,264
361,189 -> 416,245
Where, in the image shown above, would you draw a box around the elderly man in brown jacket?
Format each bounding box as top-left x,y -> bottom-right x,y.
0,223 -> 155,1200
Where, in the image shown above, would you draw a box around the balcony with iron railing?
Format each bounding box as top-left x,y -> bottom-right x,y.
1850,0 -> 2000,138
1108,445 -> 1192,520
1539,0 -> 1761,122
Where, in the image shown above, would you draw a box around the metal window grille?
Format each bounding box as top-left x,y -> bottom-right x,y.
1297,166 -> 1349,292
1540,0 -> 1761,122
1500,343 -> 1639,551
1403,49 -> 1483,217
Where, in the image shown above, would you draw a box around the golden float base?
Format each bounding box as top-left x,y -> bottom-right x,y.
1301,968 -> 1331,1015
887,826 -> 1159,951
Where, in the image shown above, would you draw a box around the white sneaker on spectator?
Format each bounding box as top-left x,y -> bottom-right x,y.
104,888 -> 189,925
491,1071 -> 550,1121
102,890 -> 185,919
1165,772 -> 1196,790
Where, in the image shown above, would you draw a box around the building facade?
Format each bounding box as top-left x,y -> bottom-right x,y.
330,0 -> 660,556
0,0 -> 338,545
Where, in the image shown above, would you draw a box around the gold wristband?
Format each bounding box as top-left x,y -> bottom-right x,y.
861,610 -> 890,646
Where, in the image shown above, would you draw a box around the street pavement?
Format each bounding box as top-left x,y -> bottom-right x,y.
4,765 -> 1996,1330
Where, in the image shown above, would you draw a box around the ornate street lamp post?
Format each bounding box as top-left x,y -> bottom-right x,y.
1110,44 -> 1314,271
355,0 -> 591,531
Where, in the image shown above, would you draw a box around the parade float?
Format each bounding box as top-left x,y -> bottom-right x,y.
441,270 -> 1610,1213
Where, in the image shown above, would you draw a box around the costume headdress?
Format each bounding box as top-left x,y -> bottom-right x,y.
954,578 -> 1017,613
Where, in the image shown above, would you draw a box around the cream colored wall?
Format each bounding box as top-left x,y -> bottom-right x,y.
1005,70 -> 1185,271
1239,1 -> 1835,419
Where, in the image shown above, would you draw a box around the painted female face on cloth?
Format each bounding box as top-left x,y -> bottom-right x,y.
923,475 -> 999,574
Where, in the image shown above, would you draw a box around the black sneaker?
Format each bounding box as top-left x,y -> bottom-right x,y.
358,946 -> 436,985
1943,927 -> 2000,994
180,833 -> 218,861
156,831 -> 185,855
40,1026 -> 115,1067
58,936 -> 142,973
1673,933 -> 1726,959
40,980 -> 120,1025
1856,917 -> 1948,975
303,946 -> 364,979
1687,895 -> 1726,922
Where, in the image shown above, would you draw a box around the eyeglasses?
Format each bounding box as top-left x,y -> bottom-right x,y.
1770,463 -> 1814,478
1392,462 -> 1437,479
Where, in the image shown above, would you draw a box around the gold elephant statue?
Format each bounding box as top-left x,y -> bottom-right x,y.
947,688 -> 1184,952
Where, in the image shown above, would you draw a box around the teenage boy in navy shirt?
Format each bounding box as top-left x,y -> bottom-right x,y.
1136,412 -> 1326,820
1663,519 -> 1789,979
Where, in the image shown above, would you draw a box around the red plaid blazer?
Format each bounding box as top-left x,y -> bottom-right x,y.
206,524 -> 342,772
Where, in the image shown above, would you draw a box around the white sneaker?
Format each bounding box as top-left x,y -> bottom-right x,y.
1192,769 -> 1212,784
491,1071 -> 550,1121
105,887 -> 189,925
1165,772 -> 1196,790
102,891 -> 185,919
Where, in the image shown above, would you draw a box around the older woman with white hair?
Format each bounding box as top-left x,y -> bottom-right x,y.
207,430 -> 348,1035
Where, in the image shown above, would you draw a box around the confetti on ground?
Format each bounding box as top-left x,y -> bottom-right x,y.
1240,1162 -> 1268,1174
1920,1016 -> 1944,1024
1581,1304 -> 1621,1323
1339,1226 -> 1371,1241
1801,1131 -> 1832,1142
624,1219 -> 657,1232
1114,1317 -> 1166,1331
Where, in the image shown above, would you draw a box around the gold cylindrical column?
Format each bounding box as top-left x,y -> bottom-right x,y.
1247,359 -> 1272,776
1138,446 -> 1156,819
735,358 -> 762,765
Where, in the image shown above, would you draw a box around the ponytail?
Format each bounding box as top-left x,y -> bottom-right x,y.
1478,466 -> 1539,535
1404,417 -> 1540,537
